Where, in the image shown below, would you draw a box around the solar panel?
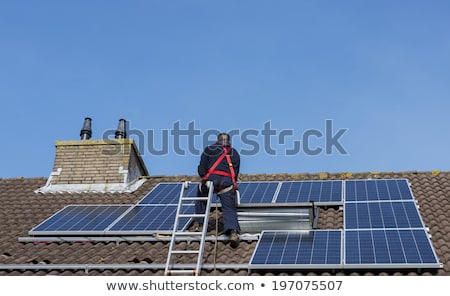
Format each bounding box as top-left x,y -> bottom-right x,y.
183,181 -> 281,205
29,205 -> 133,235
138,183 -> 182,204
345,179 -> 413,202
345,201 -> 425,229
139,181 -> 282,206
249,230 -> 342,269
138,182 -> 219,205
107,205 -> 194,234
275,180 -> 343,205
344,229 -> 441,268
237,181 -> 280,204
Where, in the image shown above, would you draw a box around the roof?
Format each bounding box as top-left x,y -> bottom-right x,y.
0,171 -> 449,276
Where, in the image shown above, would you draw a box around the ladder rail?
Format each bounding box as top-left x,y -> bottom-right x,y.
164,182 -> 188,274
194,182 -> 213,273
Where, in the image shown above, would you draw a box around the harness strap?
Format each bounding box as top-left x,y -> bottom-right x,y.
202,146 -> 229,183
225,154 -> 238,190
202,146 -> 238,190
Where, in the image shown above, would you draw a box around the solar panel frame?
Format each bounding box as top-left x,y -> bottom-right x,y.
29,204 -> 134,236
344,229 -> 441,268
249,230 -> 343,269
275,180 -> 343,205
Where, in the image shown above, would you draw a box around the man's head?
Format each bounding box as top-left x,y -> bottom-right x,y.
217,133 -> 231,146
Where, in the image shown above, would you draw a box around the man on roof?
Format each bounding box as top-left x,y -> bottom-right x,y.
195,132 -> 241,248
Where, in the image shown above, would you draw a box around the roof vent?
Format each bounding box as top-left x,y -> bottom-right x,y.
80,117 -> 92,140
115,118 -> 127,139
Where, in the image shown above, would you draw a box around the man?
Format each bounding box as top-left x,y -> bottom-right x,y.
195,132 -> 241,248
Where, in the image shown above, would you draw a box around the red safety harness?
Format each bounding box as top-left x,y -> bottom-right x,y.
201,146 -> 238,190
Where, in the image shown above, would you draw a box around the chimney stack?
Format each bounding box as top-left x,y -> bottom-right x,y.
115,118 -> 127,139
37,117 -> 149,193
80,117 -> 92,140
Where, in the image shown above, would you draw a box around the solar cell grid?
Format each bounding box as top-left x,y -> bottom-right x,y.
237,181 -> 279,204
275,180 -> 342,204
345,179 -> 414,202
249,230 -> 342,268
107,205 -> 194,234
344,229 -> 440,267
29,205 -> 132,235
138,183 -> 182,204
345,201 -> 424,229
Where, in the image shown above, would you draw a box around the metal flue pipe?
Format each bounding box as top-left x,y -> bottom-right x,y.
80,117 -> 92,140
115,118 -> 127,139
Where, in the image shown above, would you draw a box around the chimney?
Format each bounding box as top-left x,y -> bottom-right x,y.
36,118 -> 149,193
115,118 -> 127,139
80,117 -> 92,140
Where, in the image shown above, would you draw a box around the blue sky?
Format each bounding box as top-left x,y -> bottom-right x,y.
1,1 -> 450,178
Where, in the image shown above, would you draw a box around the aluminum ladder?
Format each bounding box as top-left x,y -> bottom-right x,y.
164,181 -> 213,276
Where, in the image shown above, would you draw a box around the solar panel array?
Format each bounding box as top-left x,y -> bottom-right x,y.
30,178 -> 441,270
29,205 -> 132,235
138,180 -> 344,207
250,178 -> 441,270
29,204 -> 193,236
30,182 -> 201,236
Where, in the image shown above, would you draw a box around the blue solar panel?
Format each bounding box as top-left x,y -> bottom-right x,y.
139,182 -> 216,204
345,229 -> 441,268
345,179 -> 413,202
249,230 -> 342,269
237,181 -> 279,204
29,205 -> 132,235
345,201 -> 424,229
142,181 -> 282,206
107,205 -> 194,234
275,180 -> 343,204
138,183 -> 183,204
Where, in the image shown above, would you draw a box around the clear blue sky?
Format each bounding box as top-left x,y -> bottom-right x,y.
1,1 -> 449,178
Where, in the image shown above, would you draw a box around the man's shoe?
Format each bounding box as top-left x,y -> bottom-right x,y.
229,231 -> 240,248
192,222 -> 203,232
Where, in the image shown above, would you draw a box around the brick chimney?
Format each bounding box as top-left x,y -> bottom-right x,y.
36,119 -> 149,193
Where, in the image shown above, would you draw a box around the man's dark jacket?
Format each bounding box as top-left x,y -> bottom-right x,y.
198,142 -> 240,179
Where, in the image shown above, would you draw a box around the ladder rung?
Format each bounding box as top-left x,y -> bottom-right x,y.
178,214 -> 206,218
171,250 -> 200,254
181,196 -> 209,201
166,269 -> 198,275
173,231 -> 203,236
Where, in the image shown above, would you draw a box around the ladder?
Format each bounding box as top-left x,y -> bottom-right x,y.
164,181 -> 214,276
